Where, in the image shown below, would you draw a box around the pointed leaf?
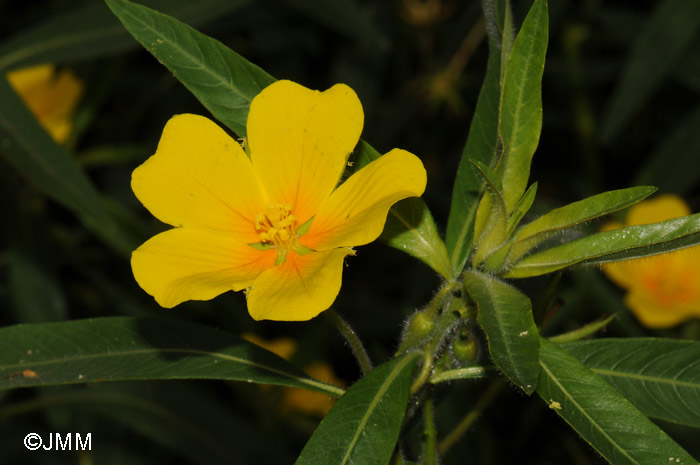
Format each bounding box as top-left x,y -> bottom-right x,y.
381,198 -> 453,281
508,186 -> 657,263
463,271 -> 539,393
538,338 -> 696,465
445,0 -> 513,275
496,0 -> 548,213
600,0 -> 700,143
105,0 -> 275,137
562,338 -> 700,428
0,77 -> 133,254
506,181 -> 537,237
295,354 -> 418,465
0,0 -> 252,70
0,317 -> 343,397
506,212 -> 700,278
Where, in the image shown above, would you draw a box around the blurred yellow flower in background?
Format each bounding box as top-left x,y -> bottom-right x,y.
7,64 -> 83,144
130,80 -> 426,321
601,194 -> 700,328
243,334 -> 343,417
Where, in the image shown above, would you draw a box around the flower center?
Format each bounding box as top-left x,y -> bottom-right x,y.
255,203 -> 298,264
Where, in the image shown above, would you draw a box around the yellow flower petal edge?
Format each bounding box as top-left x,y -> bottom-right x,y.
7,64 -> 83,144
130,80 -> 427,320
601,194 -> 700,328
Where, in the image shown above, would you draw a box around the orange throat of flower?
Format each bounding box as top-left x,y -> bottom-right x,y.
254,203 -> 310,265
641,265 -> 699,307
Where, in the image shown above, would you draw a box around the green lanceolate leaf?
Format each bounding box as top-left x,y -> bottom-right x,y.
505,211 -> 700,278
463,271 -> 539,394
562,338 -> 700,429
105,0 -> 275,137
355,140 -> 453,279
0,77 -> 133,255
0,0 -> 252,71
0,317 -> 343,397
295,354 -> 418,465
506,181 -> 537,237
381,198 -> 453,281
496,0 -> 548,213
600,0 -> 700,143
445,0 -> 513,275
538,338 -> 696,465
507,186 -> 657,263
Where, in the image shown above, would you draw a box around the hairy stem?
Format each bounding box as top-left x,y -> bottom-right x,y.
423,389 -> 438,465
326,308 -> 373,376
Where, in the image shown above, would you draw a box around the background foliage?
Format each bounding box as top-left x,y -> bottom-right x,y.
1,0 -> 699,463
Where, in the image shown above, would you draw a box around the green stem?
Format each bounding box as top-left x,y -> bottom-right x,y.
410,350 -> 435,394
423,389 -> 438,465
437,380 -> 504,457
325,308 -> 373,376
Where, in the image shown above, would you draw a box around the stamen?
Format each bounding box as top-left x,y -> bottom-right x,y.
254,203 -> 299,265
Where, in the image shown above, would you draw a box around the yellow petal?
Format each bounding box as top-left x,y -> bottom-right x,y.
625,194 -> 690,226
624,292 -> 695,329
303,148 -> 426,250
600,261 -> 636,289
247,248 -> 353,321
247,80 -> 364,224
40,68 -> 83,143
7,65 -> 83,143
7,65 -> 55,90
132,114 -> 267,243
132,228 -> 275,308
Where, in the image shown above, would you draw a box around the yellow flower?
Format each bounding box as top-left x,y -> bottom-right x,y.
601,194 -> 700,328
131,80 -> 427,321
7,64 -> 83,144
